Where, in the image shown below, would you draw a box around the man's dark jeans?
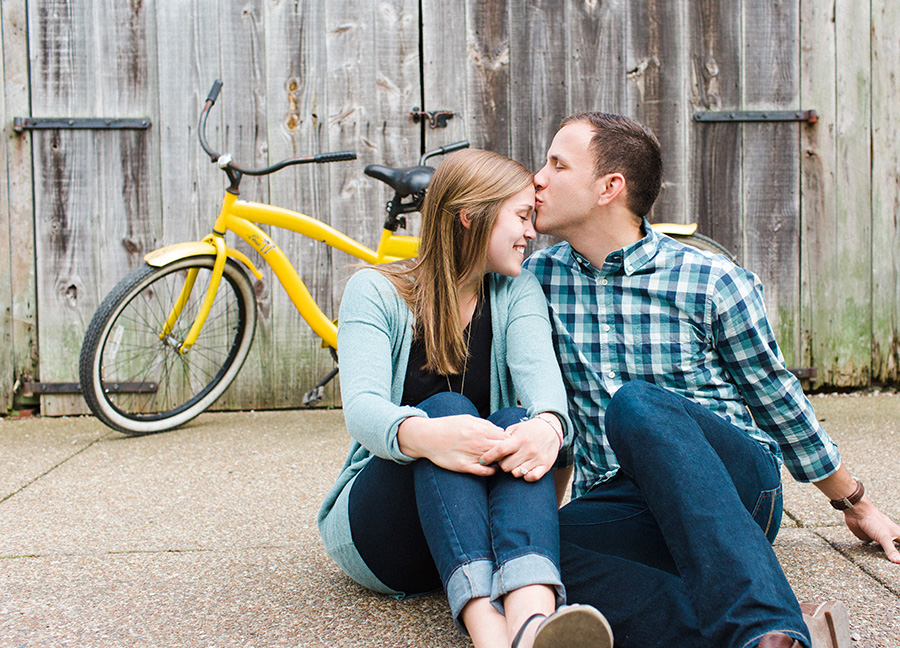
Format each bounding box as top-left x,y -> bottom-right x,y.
560,380 -> 811,648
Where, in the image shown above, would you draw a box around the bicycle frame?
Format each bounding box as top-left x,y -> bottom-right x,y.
147,190 -> 418,352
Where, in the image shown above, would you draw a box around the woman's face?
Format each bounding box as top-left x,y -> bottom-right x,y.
484,184 -> 537,277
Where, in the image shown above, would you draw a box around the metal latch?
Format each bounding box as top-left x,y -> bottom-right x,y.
410,107 -> 455,129
13,117 -> 152,133
693,110 -> 817,123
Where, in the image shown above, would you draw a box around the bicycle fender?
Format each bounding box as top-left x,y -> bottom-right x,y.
650,222 -> 698,236
144,241 -> 263,280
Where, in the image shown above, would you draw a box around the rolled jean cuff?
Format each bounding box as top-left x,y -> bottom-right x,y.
445,559 -> 494,633
490,553 -> 566,615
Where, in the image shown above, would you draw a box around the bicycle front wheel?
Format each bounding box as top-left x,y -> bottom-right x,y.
79,256 -> 257,435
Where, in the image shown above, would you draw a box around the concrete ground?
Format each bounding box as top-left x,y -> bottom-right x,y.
1,391 -> 898,647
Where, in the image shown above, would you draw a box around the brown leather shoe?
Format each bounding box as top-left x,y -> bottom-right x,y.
758,632 -> 802,648
800,601 -> 851,648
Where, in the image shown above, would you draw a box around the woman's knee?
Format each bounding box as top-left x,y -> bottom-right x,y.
487,406 -> 527,429
417,391 -> 479,418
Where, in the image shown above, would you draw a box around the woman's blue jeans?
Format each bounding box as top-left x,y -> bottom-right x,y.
559,381 -> 811,648
348,392 -> 564,631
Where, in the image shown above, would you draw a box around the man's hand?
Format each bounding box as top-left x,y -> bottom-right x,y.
843,499 -> 900,563
814,466 -> 900,563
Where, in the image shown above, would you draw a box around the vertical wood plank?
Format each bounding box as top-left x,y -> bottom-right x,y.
687,0 -> 742,260
509,0 -> 566,173
567,0 -> 627,115
510,0 -> 568,254
871,0 -> 900,383
626,0 -> 687,224
741,0 -> 801,366
423,0 -> 511,154
153,2 -> 246,411
802,0 -> 871,387
260,0 -> 333,408
2,0 -> 39,406
208,0 -> 273,411
30,0 -> 160,415
422,0 -> 469,147
462,0 -> 511,155
325,0 -> 420,298
154,0 -> 220,247
799,0 -> 836,383
0,2 -> 11,407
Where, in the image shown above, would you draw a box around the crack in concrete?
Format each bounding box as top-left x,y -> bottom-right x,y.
0,433 -> 112,505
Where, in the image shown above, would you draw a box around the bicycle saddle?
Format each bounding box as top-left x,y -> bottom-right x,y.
365,164 -> 434,198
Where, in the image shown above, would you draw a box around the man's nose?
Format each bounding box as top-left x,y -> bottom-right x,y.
534,164 -> 548,190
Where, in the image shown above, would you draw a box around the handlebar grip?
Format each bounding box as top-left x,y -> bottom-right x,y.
314,150 -> 357,163
441,140 -> 470,154
206,80 -> 224,104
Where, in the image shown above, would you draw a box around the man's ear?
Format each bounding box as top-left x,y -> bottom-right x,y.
459,208 -> 472,229
596,173 -> 626,207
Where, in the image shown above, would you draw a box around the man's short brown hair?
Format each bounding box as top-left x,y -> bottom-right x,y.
560,112 -> 662,218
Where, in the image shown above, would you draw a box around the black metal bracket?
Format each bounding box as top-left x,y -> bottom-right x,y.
693,110 -> 817,124
21,381 -> 158,395
13,117 -> 152,133
787,367 -> 818,381
410,107 -> 455,129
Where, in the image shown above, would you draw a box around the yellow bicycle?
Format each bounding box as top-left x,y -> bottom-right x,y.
79,81 -> 733,436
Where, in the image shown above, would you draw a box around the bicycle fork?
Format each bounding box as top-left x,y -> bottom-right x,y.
160,234 -> 228,354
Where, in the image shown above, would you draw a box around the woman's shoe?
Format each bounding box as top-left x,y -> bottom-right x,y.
512,604 -> 614,648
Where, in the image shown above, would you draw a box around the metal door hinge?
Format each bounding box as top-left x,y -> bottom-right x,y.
21,381 -> 158,395
787,367 -> 817,380
13,117 -> 152,133
410,107 -> 455,129
693,110 -> 817,124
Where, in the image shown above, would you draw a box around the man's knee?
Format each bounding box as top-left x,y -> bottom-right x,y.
606,381 -> 674,448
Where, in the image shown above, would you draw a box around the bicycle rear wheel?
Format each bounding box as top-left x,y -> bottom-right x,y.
80,256 -> 257,435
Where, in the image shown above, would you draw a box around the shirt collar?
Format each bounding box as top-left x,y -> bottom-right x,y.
567,218 -> 660,277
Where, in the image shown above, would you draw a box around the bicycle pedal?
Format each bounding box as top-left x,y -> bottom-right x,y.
302,386 -> 326,407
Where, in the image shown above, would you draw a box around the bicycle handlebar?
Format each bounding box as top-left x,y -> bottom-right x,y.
419,140 -> 470,165
198,80 -> 357,176
206,80 -> 223,105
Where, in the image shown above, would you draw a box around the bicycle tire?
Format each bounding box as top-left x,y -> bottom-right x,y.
669,233 -> 738,264
79,256 -> 257,435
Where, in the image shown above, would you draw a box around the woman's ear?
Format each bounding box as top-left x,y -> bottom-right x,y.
459,208 -> 472,229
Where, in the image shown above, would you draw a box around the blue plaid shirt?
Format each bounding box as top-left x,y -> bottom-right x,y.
524,222 -> 841,498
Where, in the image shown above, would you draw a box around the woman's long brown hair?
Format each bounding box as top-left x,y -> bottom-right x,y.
379,148 -> 533,375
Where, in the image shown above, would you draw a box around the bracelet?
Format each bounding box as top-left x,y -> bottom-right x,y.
534,413 -> 564,449
829,479 -> 865,511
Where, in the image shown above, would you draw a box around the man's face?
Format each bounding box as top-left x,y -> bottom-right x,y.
533,121 -> 600,240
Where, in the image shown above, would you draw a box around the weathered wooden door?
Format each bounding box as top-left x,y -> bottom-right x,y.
420,0 -> 897,388
12,0 -> 425,414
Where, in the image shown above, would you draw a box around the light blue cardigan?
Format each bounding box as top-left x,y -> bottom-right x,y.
317,268 -> 571,595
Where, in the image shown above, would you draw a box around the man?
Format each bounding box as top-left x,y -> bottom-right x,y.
522,113 -> 900,648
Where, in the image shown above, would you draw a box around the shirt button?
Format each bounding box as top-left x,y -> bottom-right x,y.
604,325 -> 611,332
608,371 -> 616,378
601,278 -> 608,285
626,265 -> 634,272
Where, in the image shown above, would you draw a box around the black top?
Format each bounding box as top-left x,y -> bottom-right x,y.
401,293 -> 493,418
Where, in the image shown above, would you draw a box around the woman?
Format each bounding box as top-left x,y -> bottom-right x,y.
318,149 -> 612,648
